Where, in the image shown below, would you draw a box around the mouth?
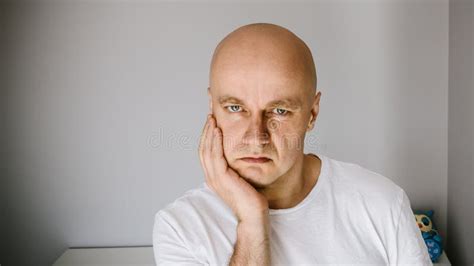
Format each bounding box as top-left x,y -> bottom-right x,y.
240,156 -> 272,164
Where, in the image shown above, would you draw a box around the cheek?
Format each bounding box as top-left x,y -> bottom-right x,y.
271,124 -> 306,152
219,121 -> 244,157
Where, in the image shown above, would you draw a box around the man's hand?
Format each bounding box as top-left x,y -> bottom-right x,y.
198,114 -> 269,222
199,113 -> 271,265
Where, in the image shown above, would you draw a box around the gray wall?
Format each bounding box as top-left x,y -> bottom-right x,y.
447,0 -> 474,265
1,3 -> 7,263
2,1 -> 449,265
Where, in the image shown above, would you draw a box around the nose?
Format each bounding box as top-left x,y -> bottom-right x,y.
242,113 -> 271,147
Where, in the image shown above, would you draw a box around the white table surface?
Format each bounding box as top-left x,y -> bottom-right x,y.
53,247 -> 155,266
53,246 -> 451,265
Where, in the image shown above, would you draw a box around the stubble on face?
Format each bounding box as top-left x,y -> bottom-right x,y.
208,23 -> 318,190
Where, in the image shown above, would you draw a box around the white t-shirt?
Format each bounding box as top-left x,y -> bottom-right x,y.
153,153 -> 432,265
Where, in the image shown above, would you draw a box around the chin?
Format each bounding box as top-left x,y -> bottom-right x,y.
241,175 -> 268,189
238,167 -> 277,189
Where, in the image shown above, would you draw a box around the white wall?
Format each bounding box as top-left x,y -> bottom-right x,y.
2,1 -> 449,265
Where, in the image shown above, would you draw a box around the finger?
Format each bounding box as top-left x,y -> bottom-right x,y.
205,115 -> 215,156
199,114 -> 211,162
199,114 -> 211,150
200,115 -> 212,181
211,126 -> 228,174
203,116 -> 216,180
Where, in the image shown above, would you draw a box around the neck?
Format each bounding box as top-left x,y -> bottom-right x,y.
257,152 -> 321,210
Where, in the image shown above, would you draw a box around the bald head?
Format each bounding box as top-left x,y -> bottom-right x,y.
209,23 -> 317,97
206,23 -> 322,186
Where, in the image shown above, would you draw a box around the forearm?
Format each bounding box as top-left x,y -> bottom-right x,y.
229,217 -> 271,266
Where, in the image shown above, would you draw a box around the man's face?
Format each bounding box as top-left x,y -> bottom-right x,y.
209,55 -> 315,189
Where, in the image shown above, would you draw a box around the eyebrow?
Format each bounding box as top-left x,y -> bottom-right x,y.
218,95 -> 302,110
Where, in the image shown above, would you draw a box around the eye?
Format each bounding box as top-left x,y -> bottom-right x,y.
273,108 -> 288,116
422,217 -> 430,226
226,105 -> 242,113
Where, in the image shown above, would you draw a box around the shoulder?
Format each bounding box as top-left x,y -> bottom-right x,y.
153,182 -> 234,233
152,183 -> 222,263
155,182 -> 217,219
325,156 -> 405,210
153,182 -> 237,260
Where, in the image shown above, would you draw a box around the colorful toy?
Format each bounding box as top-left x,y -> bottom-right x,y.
414,210 -> 443,262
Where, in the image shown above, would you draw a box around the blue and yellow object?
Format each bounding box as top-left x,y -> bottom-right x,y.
413,210 -> 443,262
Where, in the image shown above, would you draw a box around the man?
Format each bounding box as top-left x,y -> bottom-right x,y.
153,22 -> 431,265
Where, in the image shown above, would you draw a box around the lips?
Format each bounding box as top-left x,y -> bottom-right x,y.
240,156 -> 271,163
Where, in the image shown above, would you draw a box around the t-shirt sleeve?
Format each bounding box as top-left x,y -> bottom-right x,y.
152,211 -> 204,265
393,190 -> 433,265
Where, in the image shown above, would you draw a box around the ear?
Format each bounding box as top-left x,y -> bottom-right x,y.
207,87 -> 213,113
307,90 -> 322,132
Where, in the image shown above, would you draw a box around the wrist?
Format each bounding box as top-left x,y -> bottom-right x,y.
237,208 -> 269,223
237,216 -> 270,238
